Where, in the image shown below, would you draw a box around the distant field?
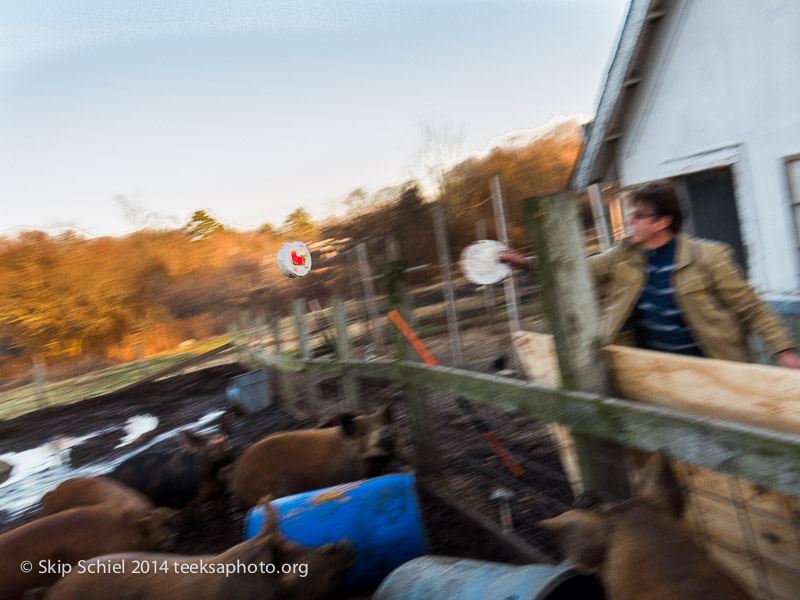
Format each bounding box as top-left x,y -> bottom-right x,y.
0,336 -> 234,421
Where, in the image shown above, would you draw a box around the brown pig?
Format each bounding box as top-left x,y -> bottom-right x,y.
40,476 -> 155,517
540,451 -> 754,600
0,504 -> 178,600
231,404 -> 394,508
40,501 -> 356,600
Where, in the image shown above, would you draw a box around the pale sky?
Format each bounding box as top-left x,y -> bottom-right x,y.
0,0 -> 629,237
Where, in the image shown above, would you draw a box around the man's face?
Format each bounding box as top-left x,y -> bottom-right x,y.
627,202 -> 672,246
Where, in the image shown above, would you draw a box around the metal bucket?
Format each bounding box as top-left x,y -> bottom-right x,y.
244,473 -> 426,592
226,369 -> 271,413
373,556 -> 605,600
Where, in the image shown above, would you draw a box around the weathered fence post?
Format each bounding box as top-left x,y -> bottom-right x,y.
475,219 -> 498,332
293,299 -> 321,419
356,241 -> 386,353
32,356 -> 49,408
227,322 -> 244,363
331,295 -> 361,411
431,205 -> 464,366
382,260 -> 441,475
526,191 -> 630,500
271,314 -> 297,408
255,314 -> 267,351
490,174 -> 522,334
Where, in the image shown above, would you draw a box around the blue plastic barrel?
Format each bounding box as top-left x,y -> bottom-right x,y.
373,556 -> 605,600
244,473 -> 426,592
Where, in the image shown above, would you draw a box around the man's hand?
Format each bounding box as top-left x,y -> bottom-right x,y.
775,349 -> 800,369
499,249 -> 530,271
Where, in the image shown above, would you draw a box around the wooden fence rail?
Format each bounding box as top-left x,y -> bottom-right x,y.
238,344 -> 800,497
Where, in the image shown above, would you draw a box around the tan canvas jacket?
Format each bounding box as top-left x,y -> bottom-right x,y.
587,234 -> 795,362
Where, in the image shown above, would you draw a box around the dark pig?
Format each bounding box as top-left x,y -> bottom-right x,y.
540,451 -> 754,600
0,504 -> 177,600
111,426 -> 233,521
231,404 -> 394,508
40,500 -> 355,600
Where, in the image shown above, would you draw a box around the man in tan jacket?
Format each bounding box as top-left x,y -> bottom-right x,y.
501,183 -> 800,368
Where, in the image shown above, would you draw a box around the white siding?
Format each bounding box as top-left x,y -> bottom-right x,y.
614,0 -> 800,292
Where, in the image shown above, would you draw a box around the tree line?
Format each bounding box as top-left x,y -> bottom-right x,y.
0,120 -> 583,377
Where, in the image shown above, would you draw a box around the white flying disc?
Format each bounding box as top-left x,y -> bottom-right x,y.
459,239 -> 511,285
277,241 -> 312,278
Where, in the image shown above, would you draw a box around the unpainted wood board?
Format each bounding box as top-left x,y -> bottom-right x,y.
512,331 -> 585,493
607,345 -> 800,436
514,331 -> 800,435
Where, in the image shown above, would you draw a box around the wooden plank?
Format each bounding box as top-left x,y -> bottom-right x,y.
513,331 -> 800,436
293,298 -> 321,419
331,295 -> 360,411
526,191 -> 629,499
510,331 -> 583,493
606,345 -> 800,435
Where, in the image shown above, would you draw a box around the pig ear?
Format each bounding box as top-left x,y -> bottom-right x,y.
180,430 -> 205,451
318,411 -> 359,430
539,510 -> 607,572
376,402 -> 393,424
319,413 -> 359,437
256,496 -> 281,537
637,451 -> 685,520
338,413 -> 358,438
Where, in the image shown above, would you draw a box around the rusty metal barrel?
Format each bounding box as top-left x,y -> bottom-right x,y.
373,556 -> 605,600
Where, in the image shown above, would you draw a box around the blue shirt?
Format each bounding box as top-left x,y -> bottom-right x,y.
635,238 -> 704,357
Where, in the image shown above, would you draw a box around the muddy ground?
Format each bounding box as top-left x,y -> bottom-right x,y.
0,325 -> 576,595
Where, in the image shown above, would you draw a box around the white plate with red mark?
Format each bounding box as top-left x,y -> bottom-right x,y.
277,241 -> 312,278
459,239 -> 510,285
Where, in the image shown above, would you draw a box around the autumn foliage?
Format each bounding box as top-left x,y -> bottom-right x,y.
0,120 -> 583,375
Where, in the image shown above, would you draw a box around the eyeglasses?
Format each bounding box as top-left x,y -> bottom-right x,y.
629,211 -> 659,221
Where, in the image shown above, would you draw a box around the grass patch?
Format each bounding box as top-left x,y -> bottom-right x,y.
0,336 -> 232,422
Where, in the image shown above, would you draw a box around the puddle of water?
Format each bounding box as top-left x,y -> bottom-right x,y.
116,415 -> 160,448
0,409 -> 227,522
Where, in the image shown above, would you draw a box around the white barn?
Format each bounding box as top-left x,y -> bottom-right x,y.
573,0 -> 800,319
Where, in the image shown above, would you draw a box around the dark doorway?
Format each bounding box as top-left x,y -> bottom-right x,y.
681,167 -> 747,270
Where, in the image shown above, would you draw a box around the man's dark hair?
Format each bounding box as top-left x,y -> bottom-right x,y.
631,183 -> 684,233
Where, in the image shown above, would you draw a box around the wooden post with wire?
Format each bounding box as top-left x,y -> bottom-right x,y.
330,295 -> 360,411
270,314 -> 297,408
490,174 -> 522,335
526,190 -> 630,500
382,259 -> 441,475
431,205 -> 464,366
293,299 -> 321,419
